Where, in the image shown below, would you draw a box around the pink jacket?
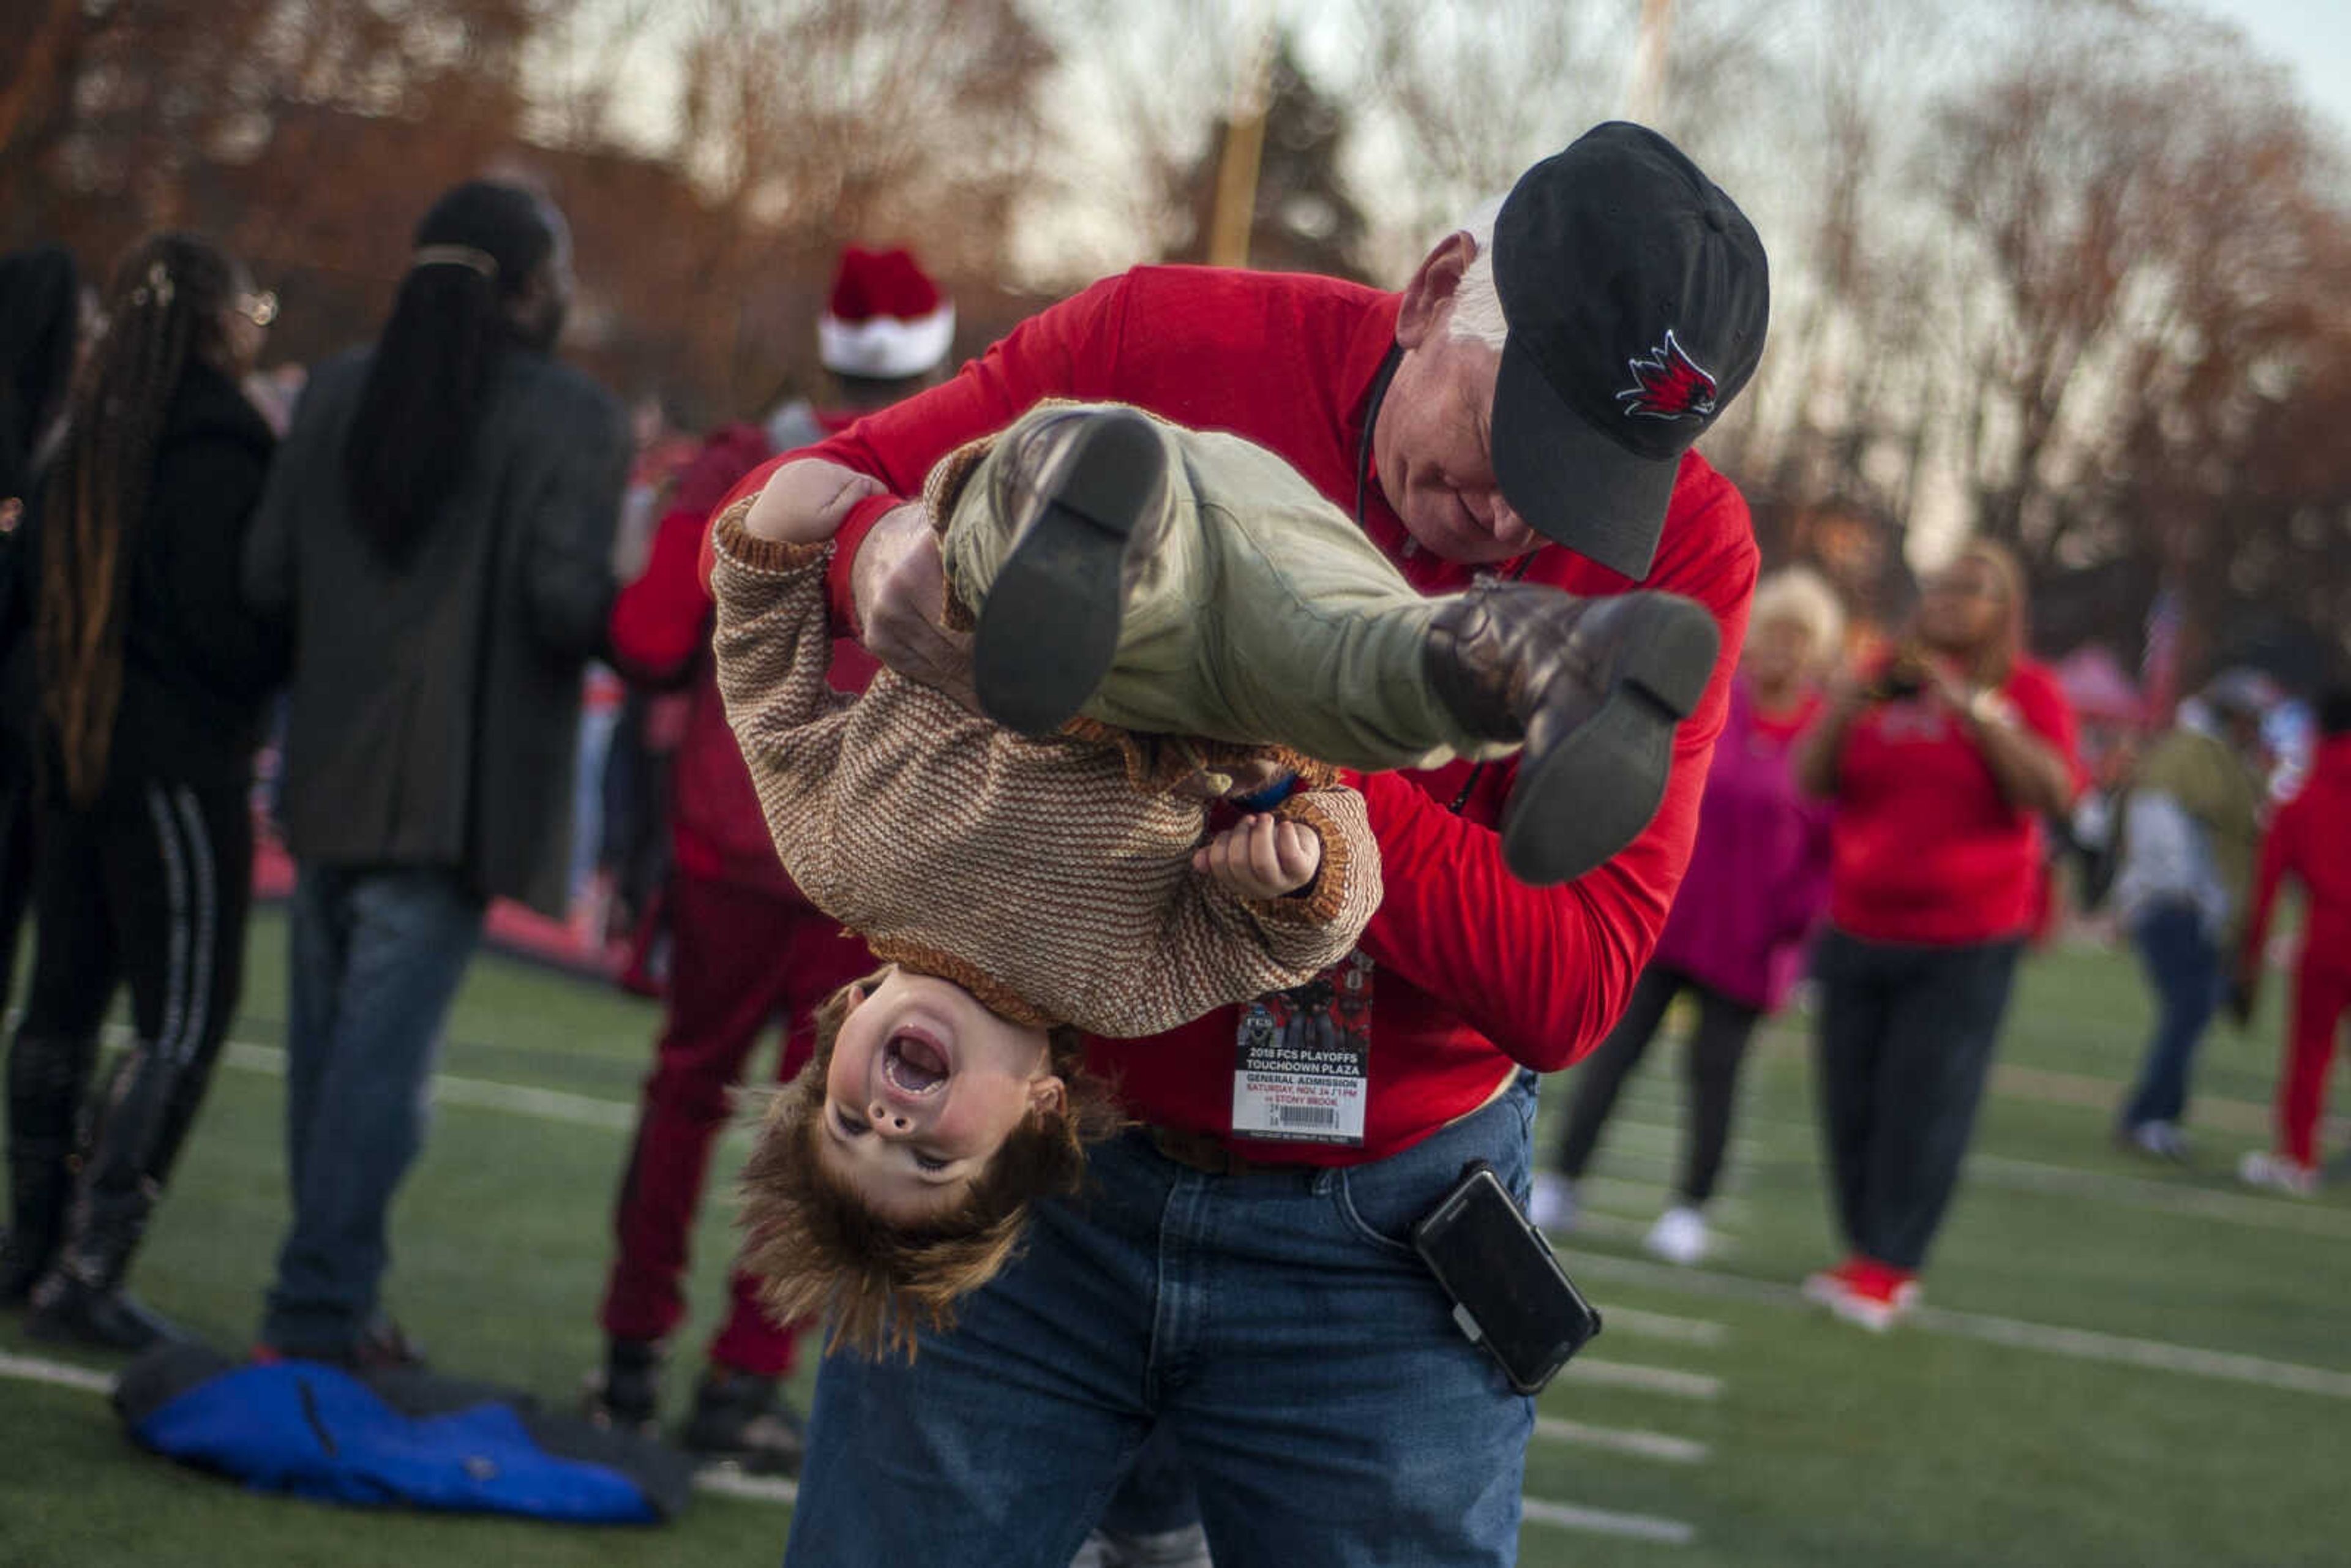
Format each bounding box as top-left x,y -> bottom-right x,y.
1651,678 -> 1832,1011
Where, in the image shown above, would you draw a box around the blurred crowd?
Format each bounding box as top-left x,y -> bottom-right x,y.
1,163 -> 2347,1540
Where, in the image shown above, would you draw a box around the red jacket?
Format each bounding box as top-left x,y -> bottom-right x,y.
610,422 -> 875,896
2244,735 -> 2351,979
717,266 -> 1758,1162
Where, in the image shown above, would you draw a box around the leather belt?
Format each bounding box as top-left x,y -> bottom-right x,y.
1147,1125 -> 1289,1178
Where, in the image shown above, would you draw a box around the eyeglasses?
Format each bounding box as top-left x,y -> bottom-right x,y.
1922,573 -> 2001,602
236,291 -> 279,329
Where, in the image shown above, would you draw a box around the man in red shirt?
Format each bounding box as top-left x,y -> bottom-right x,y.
2237,685 -> 2351,1195
729,124 -> 1766,1566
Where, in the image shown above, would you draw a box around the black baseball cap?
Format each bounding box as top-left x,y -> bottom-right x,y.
1489,122 -> 1768,580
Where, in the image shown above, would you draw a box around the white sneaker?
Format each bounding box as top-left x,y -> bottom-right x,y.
1528,1172 -> 1577,1232
2123,1120 -> 2192,1162
2237,1150 -> 2319,1197
1643,1205 -> 1709,1266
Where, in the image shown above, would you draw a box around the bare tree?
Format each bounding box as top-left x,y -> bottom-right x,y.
667,0 -> 1055,403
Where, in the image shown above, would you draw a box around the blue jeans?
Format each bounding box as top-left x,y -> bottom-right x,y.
262,865 -> 484,1356
2121,901 -> 2223,1129
783,1076 -> 1540,1568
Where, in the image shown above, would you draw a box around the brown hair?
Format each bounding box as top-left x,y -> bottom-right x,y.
737,967 -> 1122,1358
1932,538 -> 2030,688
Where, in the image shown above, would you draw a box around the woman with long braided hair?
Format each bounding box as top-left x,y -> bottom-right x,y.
1,233 -> 280,1348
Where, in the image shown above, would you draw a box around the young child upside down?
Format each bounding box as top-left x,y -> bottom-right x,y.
713,403 -> 1716,1353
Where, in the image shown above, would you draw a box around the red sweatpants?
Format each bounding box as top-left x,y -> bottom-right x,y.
2280,959 -> 2351,1170
598,872 -> 877,1376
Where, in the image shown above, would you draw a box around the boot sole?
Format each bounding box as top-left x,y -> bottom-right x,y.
1501,595 -> 1719,885
972,410 -> 1166,737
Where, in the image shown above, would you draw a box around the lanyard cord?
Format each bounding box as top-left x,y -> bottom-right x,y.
1352,345 -> 1535,816
1352,344 -> 1403,534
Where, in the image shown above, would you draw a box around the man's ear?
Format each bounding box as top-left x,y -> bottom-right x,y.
1027,1074 -> 1067,1120
843,983 -> 869,1018
1396,231 -> 1478,351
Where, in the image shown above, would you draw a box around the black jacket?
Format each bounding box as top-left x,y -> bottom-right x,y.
242,346 -> 624,918
12,358 -> 282,795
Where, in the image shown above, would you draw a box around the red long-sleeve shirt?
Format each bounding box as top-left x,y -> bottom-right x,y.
610,421 -> 874,894
2244,735 -> 2351,980
718,265 -> 1758,1163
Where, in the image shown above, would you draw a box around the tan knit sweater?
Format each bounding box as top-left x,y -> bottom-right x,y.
708,504 -> 1381,1037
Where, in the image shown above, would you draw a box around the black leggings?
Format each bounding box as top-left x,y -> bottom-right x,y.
1555,963 -> 1762,1205
1811,929 -> 2022,1272
4,771 -> 251,1281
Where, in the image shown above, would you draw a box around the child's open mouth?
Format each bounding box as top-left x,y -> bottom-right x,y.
882,1033 -> 950,1094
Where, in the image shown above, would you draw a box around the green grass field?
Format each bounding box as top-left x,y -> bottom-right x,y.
3,912 -> 2347,1567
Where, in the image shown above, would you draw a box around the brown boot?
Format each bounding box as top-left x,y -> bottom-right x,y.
970,407 -> 1170,736
1426,584 -> 1719,885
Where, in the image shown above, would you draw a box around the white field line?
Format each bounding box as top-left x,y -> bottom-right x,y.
1534,1416 -> 1709,1464
0,1351 -> 1693,1547
692,1467 -> 800,1506
1907,1309 -> 2351,1400
1591,1305 -> 1728,1348
1562,1359 -> 1723,1400
1574,1171 -> 1755,1223
222,1041 -> 635,1131
1594,1112 -> 2351,1241
211,1038 -> 2351,1402
1553,1209 -> 1649,1244
1567,1251 -> 2351,1401
1965,1154 -> 2351,1239
691,1462 -> 1703,1547
1519,1498 -> 1696,1545
0,1348 -> 114,1395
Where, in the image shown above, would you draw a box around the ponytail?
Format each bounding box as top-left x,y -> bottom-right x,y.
341,181 -> 558,568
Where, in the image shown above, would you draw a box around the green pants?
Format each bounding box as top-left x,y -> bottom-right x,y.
940,404 -> 1507,773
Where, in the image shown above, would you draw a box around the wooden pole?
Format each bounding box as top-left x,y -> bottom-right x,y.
1206,16 -> 1276,269
1626,0 -> 1674,124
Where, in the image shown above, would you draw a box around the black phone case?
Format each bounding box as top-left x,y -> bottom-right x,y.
1409,1161 -> 1602,1395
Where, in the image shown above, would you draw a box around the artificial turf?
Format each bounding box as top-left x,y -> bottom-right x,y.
2,914 -> 2345,1567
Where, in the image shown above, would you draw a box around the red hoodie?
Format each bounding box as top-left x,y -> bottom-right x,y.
2244,734 -> 2351,979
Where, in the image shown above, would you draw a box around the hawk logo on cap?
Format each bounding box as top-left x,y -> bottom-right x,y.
1617,329 -> 1718,422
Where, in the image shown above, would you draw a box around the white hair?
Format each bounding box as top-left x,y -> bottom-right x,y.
1749,565 -> 1847,662
1445,197 -> 1510,351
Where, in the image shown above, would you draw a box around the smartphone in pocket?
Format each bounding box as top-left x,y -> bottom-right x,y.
1410,1160 -> 1602,1395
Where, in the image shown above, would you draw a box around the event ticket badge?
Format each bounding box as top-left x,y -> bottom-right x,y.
1229,953 -> 1374,1146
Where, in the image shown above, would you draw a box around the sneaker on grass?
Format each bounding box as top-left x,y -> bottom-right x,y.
1804,1256 -> 1917,1332
1528,1172 -> 1577,1232
2237,1149 -> 2319,1198
1643,1205 -> 1709,1266
682,1367 -> 808,1476
2120,1120 -> 2192,1163
581,1337 -> 661,1434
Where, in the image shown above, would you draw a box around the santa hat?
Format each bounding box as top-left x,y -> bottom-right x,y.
817,246 -> 954,379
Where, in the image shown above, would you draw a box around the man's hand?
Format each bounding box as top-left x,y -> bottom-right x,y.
744,459 -> 887,545
850,501 -> 977,710
1194,813 -> 1322,900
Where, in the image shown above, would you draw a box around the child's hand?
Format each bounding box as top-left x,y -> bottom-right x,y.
746,459 -> 888,545
1194,813 -> 1322,899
